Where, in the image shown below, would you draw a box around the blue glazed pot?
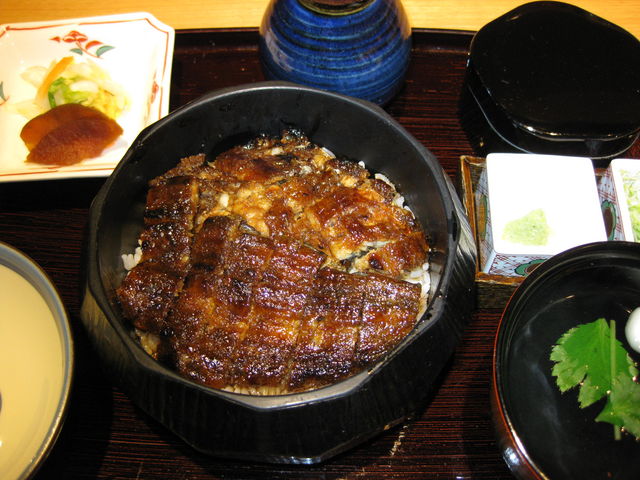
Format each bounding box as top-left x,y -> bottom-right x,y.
259,0 -> 412,105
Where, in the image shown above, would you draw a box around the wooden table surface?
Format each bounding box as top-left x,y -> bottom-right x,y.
2,0 -> 640,39
1,12 -> 639,480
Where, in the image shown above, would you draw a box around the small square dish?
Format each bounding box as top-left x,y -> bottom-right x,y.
0,12 -> 174,182
477,153 -> 606,276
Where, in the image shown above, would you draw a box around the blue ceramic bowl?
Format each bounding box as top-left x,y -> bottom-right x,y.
259,0 -> 411,105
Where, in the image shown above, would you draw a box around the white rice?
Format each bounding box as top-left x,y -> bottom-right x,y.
121,246 -> 142,271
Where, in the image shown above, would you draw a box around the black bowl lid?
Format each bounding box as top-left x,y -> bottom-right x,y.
469,1 -> 640,141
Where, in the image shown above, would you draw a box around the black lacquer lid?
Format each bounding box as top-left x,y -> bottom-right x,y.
466,1 -> 640,160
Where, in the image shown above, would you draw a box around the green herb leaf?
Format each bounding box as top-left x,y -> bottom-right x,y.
595,372 -> 640,438
550,318 -> 640,439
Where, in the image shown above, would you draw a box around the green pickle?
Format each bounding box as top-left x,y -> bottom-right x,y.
622,169 -> 640,242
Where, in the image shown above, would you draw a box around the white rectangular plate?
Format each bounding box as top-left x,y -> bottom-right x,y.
486,153 -> 607,255
0,12 -> 174,182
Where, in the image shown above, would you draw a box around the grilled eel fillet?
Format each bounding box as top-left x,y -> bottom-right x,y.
117,131 -> 428,394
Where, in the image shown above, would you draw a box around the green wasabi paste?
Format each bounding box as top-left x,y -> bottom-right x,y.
502,208 -> 550,246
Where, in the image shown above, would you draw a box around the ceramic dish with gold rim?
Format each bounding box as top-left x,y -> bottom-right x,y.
0,241 -> 73,479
